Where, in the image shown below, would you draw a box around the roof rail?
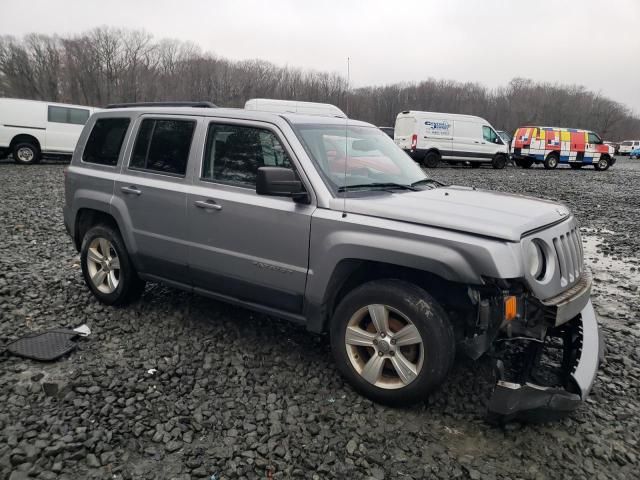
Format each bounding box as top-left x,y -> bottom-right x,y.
105,101 -> 217,109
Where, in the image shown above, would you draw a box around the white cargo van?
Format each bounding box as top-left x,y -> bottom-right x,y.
394,111 -> 509,169
0,98 -> 97,164
244,98 -> 347,118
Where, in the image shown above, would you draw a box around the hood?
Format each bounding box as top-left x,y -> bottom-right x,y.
333,186 -> 570,241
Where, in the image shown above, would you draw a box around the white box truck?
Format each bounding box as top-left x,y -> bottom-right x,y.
0,98 -> 97,164
245,98 -> 347,118
394,110 -> 509,169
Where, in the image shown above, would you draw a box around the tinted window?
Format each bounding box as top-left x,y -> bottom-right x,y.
130,119 -> 195,176
482,126 -> 500,143
588,133 -> 602,144
82,118 -> 131,166
48,106 -> 90,125
202,124 -> 291,186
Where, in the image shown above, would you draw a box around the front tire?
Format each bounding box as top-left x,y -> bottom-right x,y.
423,151 -> 440,168
330,279 -> 455,406
80,225 -> 145,305
12,142 -> 41,165
544,152 -> 559,170
594,156 -> 610,171
491,154 -> 507,169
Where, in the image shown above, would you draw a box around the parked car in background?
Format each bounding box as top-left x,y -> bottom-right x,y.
512,126 -> 616,171
603,141 -> 619,155
619,140 -> 640,155
0,98 -> 97,164
394,110 -> 509,169
378,127 -> 394,138
63,103 -> 601,421
244,98 -> 347,118
629,146 -> 640,159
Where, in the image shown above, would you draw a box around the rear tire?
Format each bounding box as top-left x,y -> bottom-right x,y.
491,154 -> 507,169
80,224 -> 145,306
594,156 -> 610,171
330,279 -> 455,407
12,142 -> 41,165
423,151 -> 440,168
544,152 -> 559,170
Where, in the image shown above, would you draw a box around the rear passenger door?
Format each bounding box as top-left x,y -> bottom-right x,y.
112,115 -> 200,284
186,120 -> 314,314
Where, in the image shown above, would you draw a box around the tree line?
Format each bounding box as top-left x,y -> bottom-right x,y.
1,28 -> 638,140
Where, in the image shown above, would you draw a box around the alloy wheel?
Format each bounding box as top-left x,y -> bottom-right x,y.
86,237 -> 120,294
345,304 -> 424,389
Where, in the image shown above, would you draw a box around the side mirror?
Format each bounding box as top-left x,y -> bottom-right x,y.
256,167 -> 308,202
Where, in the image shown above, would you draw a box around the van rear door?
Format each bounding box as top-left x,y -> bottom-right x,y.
394,115 -> 416,150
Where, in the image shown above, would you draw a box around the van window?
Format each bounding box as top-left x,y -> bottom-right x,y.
82,118 -> 131,166
202,123 -> 292,187
48,106 -> 90,125
130,119 -> 196,176
482,126 -> 500,144
587,133 -> 602,144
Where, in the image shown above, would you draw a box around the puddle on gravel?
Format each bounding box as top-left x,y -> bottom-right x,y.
581,233 -> 640,327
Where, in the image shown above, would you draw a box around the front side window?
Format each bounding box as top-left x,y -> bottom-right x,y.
82,118 -> 131,166
48,106 -> 90,125
202,123 -> 292,186
482,126 -> 500,143
293,124 -> 429,194
130,118 -> 195,176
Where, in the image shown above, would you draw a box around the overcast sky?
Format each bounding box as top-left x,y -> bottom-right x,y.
4,0 -> 640,113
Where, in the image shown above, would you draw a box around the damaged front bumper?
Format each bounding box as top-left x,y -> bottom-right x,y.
487,299 -> 603,423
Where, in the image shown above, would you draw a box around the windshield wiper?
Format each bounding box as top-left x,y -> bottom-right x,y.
410,178 -> 444,188
338,182 -> 418,192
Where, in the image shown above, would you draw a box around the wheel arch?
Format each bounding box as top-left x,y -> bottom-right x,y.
10,133 -> 42,151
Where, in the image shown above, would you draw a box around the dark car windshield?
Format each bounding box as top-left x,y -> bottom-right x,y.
293,123 -> 430,195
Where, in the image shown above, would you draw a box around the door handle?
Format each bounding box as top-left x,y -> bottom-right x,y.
474,141 -> 480,144
121,186 -> 142,195
194,199 -> 222,211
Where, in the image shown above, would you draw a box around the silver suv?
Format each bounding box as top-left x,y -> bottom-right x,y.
63,103 -> 602,422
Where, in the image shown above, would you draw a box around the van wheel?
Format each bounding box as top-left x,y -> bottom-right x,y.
423,151 -> 440,168
594,157 -> 610,171
492,154 -> 507,169
330,279 -> 455,406
80,224 -> 145,306
544,153 -> 559,170
12,142 -> 41,165
570,164 -> 583,169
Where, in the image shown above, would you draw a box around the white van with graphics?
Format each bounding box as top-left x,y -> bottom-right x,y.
394,111 -> 509,169
0,98 -> 97,164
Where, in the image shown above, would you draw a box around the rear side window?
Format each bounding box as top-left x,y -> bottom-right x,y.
201,123 -> 292,186
82,118 -> 131,166
130,119 -> 196,176
48,106 -> 90,125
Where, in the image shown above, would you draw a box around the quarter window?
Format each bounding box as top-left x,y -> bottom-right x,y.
202,124 -> 292,186
130,119 -> 195,176
82,118 -> 131,166
48,106 -> 90,125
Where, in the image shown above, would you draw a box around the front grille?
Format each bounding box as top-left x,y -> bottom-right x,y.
552,227 -> 583,287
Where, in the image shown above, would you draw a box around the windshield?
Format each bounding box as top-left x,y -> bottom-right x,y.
293,124 -> 429,194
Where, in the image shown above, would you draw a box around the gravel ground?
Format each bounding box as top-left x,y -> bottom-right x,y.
0,157 -> 638,480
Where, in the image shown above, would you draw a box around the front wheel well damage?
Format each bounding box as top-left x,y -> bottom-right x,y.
317,259 -> 473,334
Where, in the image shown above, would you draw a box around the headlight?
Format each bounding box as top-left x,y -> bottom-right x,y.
526,240 -> 545,279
